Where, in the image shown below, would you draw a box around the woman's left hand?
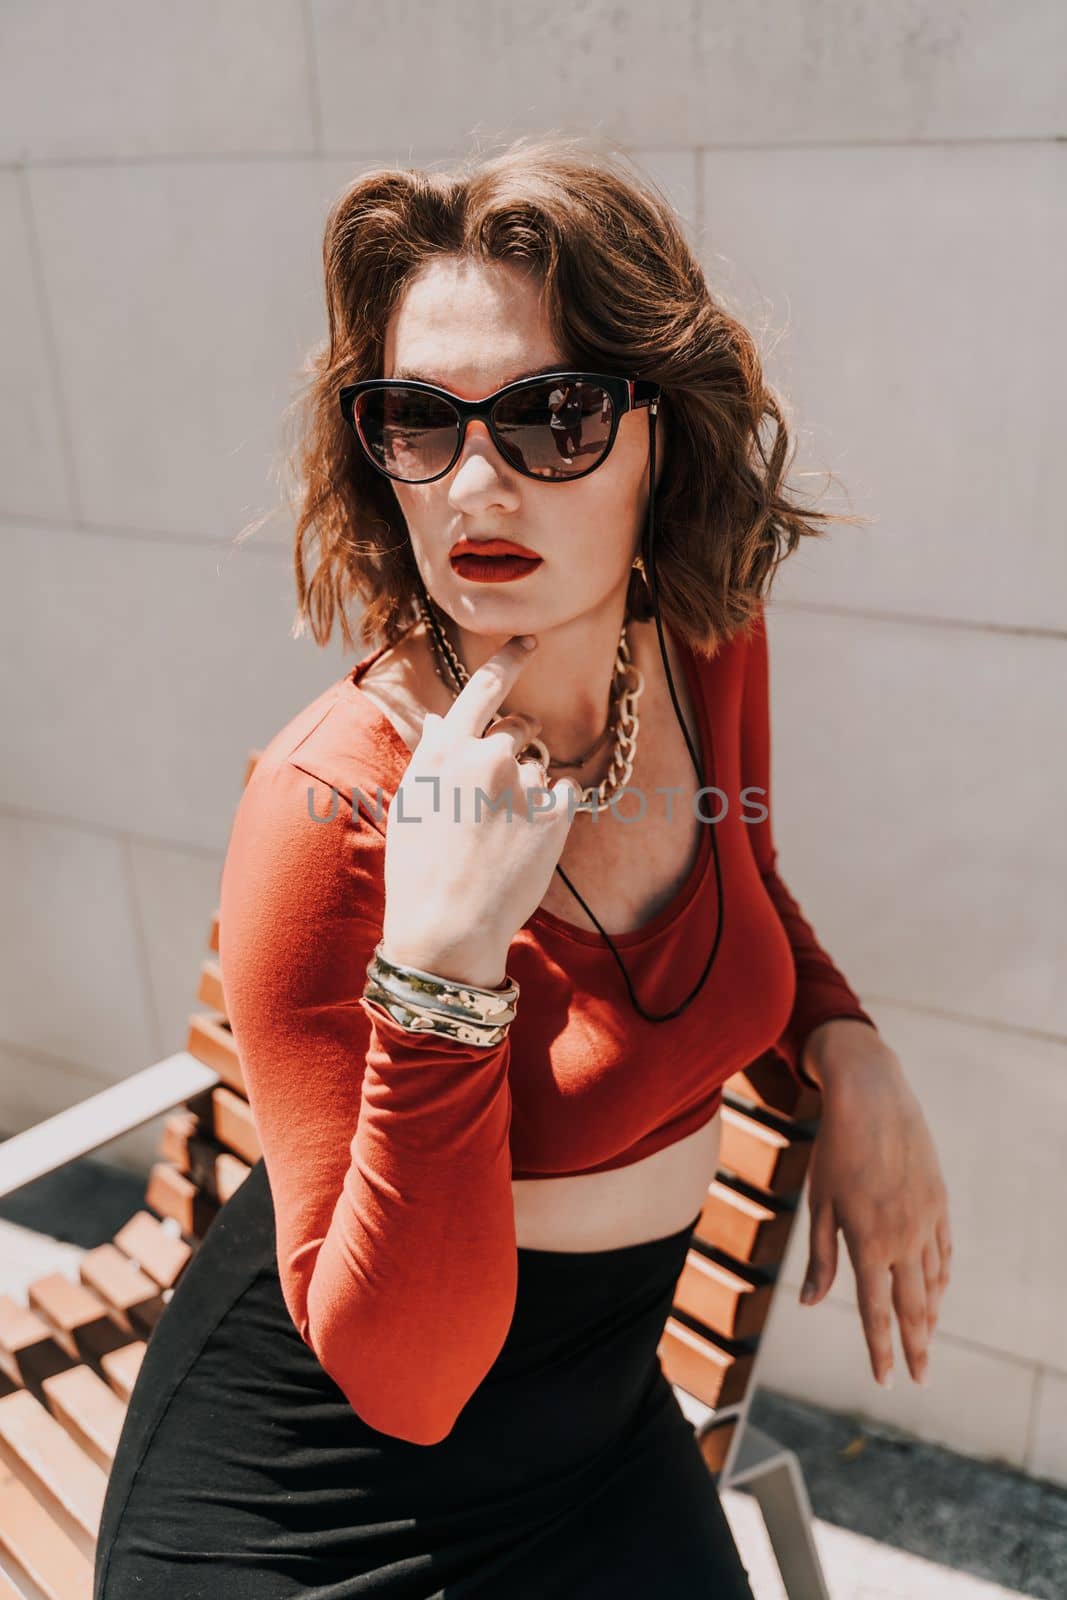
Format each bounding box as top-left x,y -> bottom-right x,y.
797,1019 -> 952,1390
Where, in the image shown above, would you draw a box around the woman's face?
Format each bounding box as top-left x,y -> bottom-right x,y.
380,254 -> 665,639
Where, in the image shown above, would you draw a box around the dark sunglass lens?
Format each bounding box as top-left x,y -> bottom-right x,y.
494,380 -> 615,479
354,388 -> 460,481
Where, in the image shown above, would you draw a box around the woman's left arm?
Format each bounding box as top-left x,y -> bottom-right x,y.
799,1018 -> 953,1389
737,603 -> 953,1389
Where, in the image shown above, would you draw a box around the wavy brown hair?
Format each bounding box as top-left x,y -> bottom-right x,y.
240,133 -> 865,659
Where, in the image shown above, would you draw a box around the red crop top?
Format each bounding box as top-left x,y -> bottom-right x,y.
218,603 -> 877,1443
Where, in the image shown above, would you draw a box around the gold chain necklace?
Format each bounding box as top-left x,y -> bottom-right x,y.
414,595 -> 646,816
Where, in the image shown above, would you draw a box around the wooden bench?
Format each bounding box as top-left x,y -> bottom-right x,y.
0,749 -> 832,1600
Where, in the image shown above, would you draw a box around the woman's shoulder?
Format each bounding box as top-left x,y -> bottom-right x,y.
219,677 -> 393,981
662,605 -> 755,702
240,668 -> 411,839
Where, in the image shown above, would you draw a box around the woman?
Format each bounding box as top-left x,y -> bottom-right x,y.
94,136 -> 951,1598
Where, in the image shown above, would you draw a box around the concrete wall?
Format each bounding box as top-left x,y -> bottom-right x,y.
1,2 -> 1063,1484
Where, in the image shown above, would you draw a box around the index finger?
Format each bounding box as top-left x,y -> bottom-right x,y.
441,636 -> 538,739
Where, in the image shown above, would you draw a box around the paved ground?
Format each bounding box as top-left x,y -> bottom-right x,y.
2,1151 -> 1065,1599
732,1389 -> 1067,1599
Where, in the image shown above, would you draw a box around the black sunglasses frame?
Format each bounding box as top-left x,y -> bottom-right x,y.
338,371 -> 661,486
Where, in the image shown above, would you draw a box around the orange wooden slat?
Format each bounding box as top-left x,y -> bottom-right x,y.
145,1160 -> 219,1240
211,1085 -> 260,1164
175,1083 -> 258,1165
692,1180 -> 794,1267
98,1339 -> 146,1405
184,1130 -> 224,1194
197,958 -> 226,1015
78,1244 -> 166,1339
657,1317 -> 754,1411
186,1012 -> 244,1095
40,1365 -> 126,1474
25,1275 -> 128,1369
0,1455 -> 93,1599
0,1387 -> 108,1544
159,1107 -> 199,1167
112,1209 -> 192,1289
718,1106 -> 812,1196
163,1121 -> 247,1212
671,1249 -> 773,1342
215,1152 -> 251,1206
0,1297 -> 76,1395
188,1140 -> 249,1208
144,1160 -> 194,1230
696,1417 -> 738,1475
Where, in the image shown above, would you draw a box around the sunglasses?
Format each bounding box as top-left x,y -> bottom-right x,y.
338,371 -> 660,486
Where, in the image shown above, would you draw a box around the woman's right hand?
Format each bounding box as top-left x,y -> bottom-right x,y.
378,636 -> 582,990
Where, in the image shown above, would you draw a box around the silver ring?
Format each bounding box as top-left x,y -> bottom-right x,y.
517,737 -> 550,788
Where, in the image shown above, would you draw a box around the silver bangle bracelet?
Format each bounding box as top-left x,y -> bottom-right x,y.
361,940 -> 520,1047
366,941 -> 520,1028
361,987 -> 512,1048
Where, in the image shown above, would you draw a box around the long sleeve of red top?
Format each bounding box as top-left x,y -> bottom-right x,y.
741,604 -> 879,1088
217,607 -> 877,1450
218,756 -> 518,1447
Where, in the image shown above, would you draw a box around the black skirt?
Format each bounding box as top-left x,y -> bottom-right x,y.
94,1157 -> 755,1598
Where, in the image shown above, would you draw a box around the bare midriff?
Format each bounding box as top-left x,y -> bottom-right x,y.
510,1110 -> 721,1250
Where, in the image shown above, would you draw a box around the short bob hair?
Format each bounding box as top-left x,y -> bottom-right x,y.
256,133 -> 862,658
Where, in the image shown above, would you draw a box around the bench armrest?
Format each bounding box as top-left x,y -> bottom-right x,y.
0,1052 -> 219,1200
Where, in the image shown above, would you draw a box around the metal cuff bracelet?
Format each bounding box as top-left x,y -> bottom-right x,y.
361,941 -> 521,1047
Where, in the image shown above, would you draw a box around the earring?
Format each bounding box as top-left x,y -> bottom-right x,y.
628,551 -> 655,623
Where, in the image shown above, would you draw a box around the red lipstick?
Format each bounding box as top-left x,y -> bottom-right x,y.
449,537 -> 543,585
